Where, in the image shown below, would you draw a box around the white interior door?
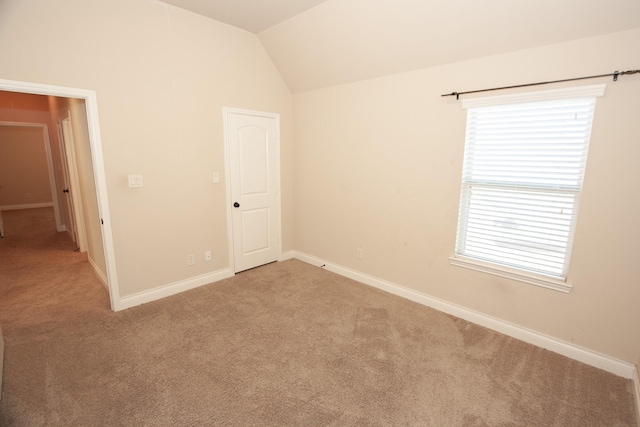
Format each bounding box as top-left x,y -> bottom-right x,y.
226,110 -> 280,273
59,114 -> 87,252
57,119 -> 77,244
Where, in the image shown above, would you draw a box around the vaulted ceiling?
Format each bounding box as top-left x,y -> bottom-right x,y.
159,0 -> 330,33
161,0 -> 640,93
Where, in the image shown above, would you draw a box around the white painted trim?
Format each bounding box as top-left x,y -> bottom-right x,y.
0,202 -> 54,210
633,366 -> 640,426
222,108 -> 235,275
279,250 -> 295,261
461,84 -> 606,109
60,113 -> 88,253
41,124 -> 63,232
275,115 -> 283,265
117,268 -> 233,311
88,256 -> 108,290
55,117 -> 79,242
0,78 -> 121,312
81,93 -> 121,310
292,251 -> 635,379
449,256 -> 572,293
222,107 -> 282,274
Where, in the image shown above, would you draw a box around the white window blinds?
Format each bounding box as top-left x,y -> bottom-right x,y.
455,87 -> 602,281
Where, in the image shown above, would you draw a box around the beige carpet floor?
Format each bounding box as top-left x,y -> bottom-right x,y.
0,208 -> 636,426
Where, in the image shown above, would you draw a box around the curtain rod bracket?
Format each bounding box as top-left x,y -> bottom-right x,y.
613,71 -> 619,81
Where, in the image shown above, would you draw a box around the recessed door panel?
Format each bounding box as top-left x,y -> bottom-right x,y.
241,208 -> 270,254
239,127 -> 269,196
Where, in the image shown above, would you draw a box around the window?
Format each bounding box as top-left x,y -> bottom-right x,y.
451,85 -> 605,292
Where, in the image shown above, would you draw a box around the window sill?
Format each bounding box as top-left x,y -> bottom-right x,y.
449,255 -> 572,293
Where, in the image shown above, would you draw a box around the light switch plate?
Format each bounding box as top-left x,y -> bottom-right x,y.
128,174 -> 143,188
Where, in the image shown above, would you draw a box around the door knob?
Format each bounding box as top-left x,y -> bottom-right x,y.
233,202 -> 240,208
63,189 -> 69,193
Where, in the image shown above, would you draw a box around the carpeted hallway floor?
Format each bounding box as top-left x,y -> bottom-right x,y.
0,208 -> 637,426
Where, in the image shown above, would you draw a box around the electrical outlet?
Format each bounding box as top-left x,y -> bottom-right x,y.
205,250 -> 212,261
128,174 -> 143,188
187,254 -> 195,266
356,248 -> 363,259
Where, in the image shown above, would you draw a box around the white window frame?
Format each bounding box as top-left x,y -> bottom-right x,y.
449,84 -> 606,293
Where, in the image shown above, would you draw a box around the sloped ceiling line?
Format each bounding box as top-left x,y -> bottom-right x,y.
160,0 -> 640,93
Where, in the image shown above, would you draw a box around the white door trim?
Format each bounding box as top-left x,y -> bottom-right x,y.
0,121 -> 64,231
0,78 -> 121,311
59,112 -> 88,252
56,118 -> 75,239
222,107 -> 282,274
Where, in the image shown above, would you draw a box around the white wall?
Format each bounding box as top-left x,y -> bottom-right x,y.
0,92 -> 62,211
0,0 -> 293,298
293,29 -> 640,363
1,0 -> 637,368
0,126 -> 52,207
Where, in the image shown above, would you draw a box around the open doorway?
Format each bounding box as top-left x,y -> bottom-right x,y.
0,79 -> 120,311
0,121 -> 62,230
0,93 -> 98,256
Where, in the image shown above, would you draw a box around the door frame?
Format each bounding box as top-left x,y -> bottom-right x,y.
0,121 -> 64,231
0,78 -> 121,311
222,107 -> 282,274
58,111 -> 88,252
56,117 -> 78,243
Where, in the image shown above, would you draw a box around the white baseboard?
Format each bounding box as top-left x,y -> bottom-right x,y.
115,252 -> 297,311
292,251 -> 636,379
57,224 -> 67,233
0,202 -> 54,211
117,268 -> 234,311
88,256 -> 109,290
633,367 -> 640,425
279,250 -> 295,261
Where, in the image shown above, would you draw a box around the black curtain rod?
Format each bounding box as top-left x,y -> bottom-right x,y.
441,69 -> 640,100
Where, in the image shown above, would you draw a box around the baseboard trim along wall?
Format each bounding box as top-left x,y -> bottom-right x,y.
292,251 -> 637,380
634,367 -> 640,426
118,268 -> 234,311
0,202 -> 54,211
88,256 -> 108,290
113,250 -> 300,311
279,250 -> 295,261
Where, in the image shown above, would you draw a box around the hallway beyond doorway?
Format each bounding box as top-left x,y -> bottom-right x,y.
0,207 -> 110,328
